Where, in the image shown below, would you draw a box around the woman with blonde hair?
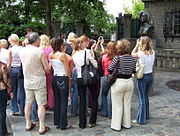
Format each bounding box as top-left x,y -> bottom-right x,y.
66,32 -> 77,55
131,36 -> 155,125
8,34 -> 25,116
70,37 -> 83,116
0,39 -> 11,70
99,41 -> 117,118
72,35 -> 98,128
109,39 -> 136,131
39,34 -> 54,110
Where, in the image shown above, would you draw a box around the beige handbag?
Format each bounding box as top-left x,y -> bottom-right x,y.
134,57 -> 144,79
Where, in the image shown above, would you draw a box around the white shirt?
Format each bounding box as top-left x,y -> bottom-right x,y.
0,48 -> 9,64
138,50 -> 155,74
50,54 -> 66,76
9,45 -> 22,67
19,45 -> 46,89
110,33 -> 116,41
72,49 -> 98,78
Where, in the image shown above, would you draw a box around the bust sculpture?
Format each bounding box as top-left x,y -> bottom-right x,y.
138,11 -> 153,37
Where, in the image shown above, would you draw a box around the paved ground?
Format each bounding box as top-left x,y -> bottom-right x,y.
6,70 -> 180,136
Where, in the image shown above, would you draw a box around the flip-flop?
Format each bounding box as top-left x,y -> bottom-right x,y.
61,124 -> 72,130
39,126 -> 50,135
26,123 -> 36,131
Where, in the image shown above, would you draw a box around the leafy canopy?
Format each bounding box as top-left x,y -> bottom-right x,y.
124,0 -> 144,19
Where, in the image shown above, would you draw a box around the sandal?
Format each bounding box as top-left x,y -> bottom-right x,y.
39,126 -> 50,135
61,124 -> 72,130
26,123 -> 36,131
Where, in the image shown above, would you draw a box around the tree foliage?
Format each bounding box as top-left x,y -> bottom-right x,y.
0,0 -> 115,38
124,0 -> 144,19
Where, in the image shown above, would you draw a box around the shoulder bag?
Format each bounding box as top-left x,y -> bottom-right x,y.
134,57 -> 144,79
81,50 -> 98,86
107,58 -> 120,85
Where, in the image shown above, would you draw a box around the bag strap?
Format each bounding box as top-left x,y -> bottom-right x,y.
116,56 -> 120,68
114,56 -> 120,73
84,50 -> 87,64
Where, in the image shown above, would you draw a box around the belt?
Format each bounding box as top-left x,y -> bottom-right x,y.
54,74 -> 67,76
144,73 -> 152,75
11,65 -> 21,68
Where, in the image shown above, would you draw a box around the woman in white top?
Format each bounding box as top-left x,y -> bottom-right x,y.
72,35 -> 98,129
8,34 -> 25,116
132,36 -> 155,125
0,39 -> 11,69
49,37 -> 72,129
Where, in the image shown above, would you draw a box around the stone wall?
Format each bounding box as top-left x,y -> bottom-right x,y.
144,1 -> 180,49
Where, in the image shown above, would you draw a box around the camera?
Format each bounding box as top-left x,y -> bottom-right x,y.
98,36 -> 103,41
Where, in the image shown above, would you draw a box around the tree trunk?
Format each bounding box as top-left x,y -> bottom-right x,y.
24,2 -> 30,23
45,0 -> 52,37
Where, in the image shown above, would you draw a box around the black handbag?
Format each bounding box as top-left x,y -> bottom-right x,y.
81,50 -> 98,86
107,59 -> 120,85
97,57 -> 104,77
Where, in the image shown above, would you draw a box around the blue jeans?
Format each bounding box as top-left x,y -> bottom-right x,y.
17,79 -> 25,115
100,76 -> 112,118
71,70 -> 78,116
136,73 -> 153,124
52,76 -> 69,129
31,102 -> 38,121
10,66 -> 22,113
0,90 -> 8,136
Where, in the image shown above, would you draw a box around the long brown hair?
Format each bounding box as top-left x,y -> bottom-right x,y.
140,36 -> 153,55
104,41 -> 117,60
50,37 -> 64,53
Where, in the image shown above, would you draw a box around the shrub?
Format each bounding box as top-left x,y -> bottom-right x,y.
0,22 -> 46,40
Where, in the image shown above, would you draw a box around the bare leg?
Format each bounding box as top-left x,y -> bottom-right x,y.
25,103 -> 32,128
38,105 -> 45,132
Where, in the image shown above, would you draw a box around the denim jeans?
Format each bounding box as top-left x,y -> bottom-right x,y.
10,66 -> 22,113
71,70 -> 78,116
31,102 -> 38,121
100,75 -> 112,118
136,73 -> 153,124
77,78 -> 98,128
0,90 -> 8,136
17,79 -> 25,115
52,76 -> 69,129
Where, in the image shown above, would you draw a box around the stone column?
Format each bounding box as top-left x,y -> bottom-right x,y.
116,13 -> 123,41
52,21 -> 60,37
75,23 -> 84,36
124,14 -> 132,39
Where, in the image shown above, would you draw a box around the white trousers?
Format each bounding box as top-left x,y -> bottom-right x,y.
111,78 -> 134,131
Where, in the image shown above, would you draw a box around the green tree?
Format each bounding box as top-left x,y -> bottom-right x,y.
54,0 -> 115,36
124,0 -> 144,19
0,0 -> 115,38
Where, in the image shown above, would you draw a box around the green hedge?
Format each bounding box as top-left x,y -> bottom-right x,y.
0,22 -> 46,40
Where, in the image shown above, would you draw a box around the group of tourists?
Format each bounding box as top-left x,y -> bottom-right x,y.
0,29 -> 155,135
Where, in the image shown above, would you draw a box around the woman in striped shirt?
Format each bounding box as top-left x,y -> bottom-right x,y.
108,39 -> 136,131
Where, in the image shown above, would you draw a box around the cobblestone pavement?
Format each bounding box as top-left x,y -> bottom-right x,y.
7,71 -> 180,136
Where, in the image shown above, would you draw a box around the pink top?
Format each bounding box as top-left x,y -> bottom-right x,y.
42,47 -> 53,63
102,54 -> 112,75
